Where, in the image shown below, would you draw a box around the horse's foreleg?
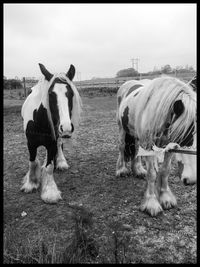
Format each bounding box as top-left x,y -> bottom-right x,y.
140,156 -> 162,216
157,152 -> 177,209
21,143 -> 41,193
131,142 -> 147,178
56,137 -> 69,170
40,142 -> 62,203
116,126 -> 129,177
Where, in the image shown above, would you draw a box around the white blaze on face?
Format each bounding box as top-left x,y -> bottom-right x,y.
53,83 -> 72,134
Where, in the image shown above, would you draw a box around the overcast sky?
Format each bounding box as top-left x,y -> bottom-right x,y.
4,3 -> 196,80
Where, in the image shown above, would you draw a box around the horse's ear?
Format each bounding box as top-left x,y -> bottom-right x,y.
38,63 -> 53,81
173,100 -> 184,117
66,64 -> 75,81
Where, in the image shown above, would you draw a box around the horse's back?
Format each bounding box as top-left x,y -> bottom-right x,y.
21,84 -> 43,130
117,79 -> 151,108
116,79 -> 149,133
117,80 -> 140,98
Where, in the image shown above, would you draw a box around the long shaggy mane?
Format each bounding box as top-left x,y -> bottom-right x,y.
134,76 -> 196,147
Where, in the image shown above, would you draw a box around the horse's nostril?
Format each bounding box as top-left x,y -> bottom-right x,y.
183,178 -> 189,186
71,123 -> 74,133
60,125 -> 63,132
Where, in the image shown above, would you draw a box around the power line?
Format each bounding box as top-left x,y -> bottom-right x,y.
131,58 -> 139,72
76,71 -> 81,82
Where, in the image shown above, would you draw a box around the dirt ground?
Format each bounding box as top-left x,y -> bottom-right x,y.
3,95 -> 196,263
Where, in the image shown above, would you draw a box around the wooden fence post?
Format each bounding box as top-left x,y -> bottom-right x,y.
23,77 -> 26,97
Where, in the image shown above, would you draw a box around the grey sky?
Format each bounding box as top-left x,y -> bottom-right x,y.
4,3 -> 196,80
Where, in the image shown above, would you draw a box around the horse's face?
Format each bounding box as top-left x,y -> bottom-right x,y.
49,79 -> 74,138
161,99 -> 196,148
39,63 -> 75,138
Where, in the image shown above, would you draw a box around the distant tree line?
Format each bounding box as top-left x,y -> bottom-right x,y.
116,64 -> 195,78
116,68 -> 139,78
4,77 -> 23,90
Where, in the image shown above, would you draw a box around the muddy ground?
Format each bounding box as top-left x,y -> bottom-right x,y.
3,95 -> 196,263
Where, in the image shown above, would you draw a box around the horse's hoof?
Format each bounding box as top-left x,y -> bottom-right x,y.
56,160 -> 69,170
159,190 -> 177,210
41,189 -> 62,204
116,167 -> 130,177
140,196 -> 163,216
20,183 -> 39,193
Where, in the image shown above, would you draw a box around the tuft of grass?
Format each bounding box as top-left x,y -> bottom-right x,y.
3,205 -> 99,264
79,86 -> 119,97
103,220 -> 132,264
61,204 -> 99,263
4,224 -> 62,264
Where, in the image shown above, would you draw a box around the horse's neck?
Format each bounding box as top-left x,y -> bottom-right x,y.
36,79 -> 50,108
39,79 -> 56,140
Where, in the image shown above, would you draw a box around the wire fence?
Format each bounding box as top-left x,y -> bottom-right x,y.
74,72 -> 196,90
4,72 -> 196,99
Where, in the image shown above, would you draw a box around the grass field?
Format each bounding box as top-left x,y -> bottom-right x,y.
3,89 -> 196,263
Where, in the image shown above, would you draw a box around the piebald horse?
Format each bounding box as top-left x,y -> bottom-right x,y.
21,64 -> 82,203
116,76 -> 196,216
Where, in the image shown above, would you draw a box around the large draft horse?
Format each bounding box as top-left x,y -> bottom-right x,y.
21,63 -> 82,203
116,76 -> 196,216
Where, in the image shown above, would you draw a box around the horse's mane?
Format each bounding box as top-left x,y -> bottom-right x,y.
58,74 -> 83,130
134,76 -> 196,147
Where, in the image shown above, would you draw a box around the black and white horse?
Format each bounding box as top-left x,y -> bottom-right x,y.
116,76 -> 196,216
21,64 -> 82,203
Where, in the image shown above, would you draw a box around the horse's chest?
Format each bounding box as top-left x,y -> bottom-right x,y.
25,103 -> 53,141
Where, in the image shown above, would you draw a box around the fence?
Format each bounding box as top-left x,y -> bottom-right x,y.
20,72 -> 196,97
74,72 -> 196,90
22,77 -> 38,97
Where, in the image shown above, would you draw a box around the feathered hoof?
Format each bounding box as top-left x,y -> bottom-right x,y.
132,164 -> 147,179
116,167 -> 130,177
159,190 -> 177,210
20,172 -> 40,193
41,189 -> 62,204
20,182 -> 40,193
56,159 -> 69,170
140,196 -> 163,216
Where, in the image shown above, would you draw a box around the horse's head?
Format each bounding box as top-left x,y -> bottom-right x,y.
153,77 -> 197,149
153,98 -> 196,149
39,63 -> 76,139
167,99 -> 196,148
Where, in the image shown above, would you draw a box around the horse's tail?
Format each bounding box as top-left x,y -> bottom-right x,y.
124,133 -> 136,162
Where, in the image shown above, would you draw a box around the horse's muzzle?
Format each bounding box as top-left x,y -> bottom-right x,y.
62,134 -> 72,139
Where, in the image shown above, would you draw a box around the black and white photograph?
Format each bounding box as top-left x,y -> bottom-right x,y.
3,3 -> 196,264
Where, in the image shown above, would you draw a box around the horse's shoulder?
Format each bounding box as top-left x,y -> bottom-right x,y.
21,86 -> 43,119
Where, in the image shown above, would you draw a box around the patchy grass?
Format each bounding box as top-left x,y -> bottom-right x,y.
3,94 -> 196,263
78,86 -> 119,97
